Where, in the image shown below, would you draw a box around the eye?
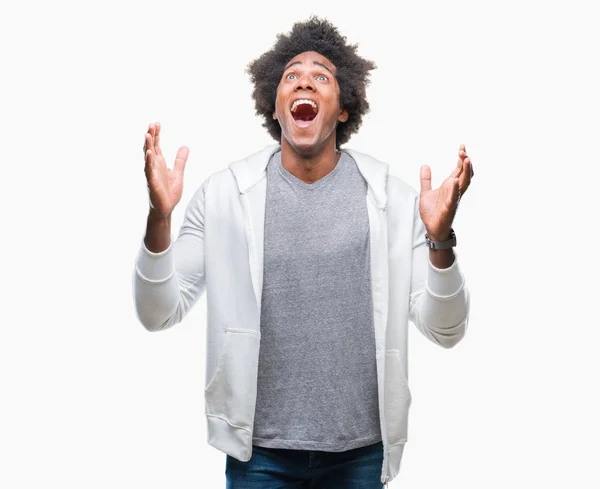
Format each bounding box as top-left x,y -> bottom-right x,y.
316,75 -> 328,81
286,73 -> 298,80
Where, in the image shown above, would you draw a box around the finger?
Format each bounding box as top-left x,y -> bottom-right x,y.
173,146 -> 190,176
155,121 -> 163,157
148,122 -> 155,151
449,177 -> 460,208
459,157 -> 474,194
144,148 -> 154,177
457,144 -> 467,168
144,133 -> 153,158
420,165 -> 432,193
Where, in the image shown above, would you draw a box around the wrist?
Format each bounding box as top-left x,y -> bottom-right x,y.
428,247 -> 455,269
427,232 -> 450,242
145,211 -> 172,254
148,208 -> 172,223
425,228 -> 456,250
425,228 -> 452,242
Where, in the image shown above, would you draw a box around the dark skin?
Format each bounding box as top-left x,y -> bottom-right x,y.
142,51 -> 474,269
143,121 -> 187,254
421,143 -> 473,269
272,51 -> 348,182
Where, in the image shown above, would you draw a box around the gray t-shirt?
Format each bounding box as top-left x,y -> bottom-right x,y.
252,150 -> 381,452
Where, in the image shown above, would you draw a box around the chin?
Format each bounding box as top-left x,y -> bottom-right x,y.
283,125 -> 334,156
289,138 -> 321,156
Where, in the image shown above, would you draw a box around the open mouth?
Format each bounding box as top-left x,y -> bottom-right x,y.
291,99 -> 318,123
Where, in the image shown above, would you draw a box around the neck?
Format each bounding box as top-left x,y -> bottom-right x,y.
280,137 -> 341,184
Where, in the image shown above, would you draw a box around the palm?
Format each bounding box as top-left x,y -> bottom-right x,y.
144,122 -> 189,219
147,152 -> 183,216
419,145 -> 474,241
420,174 -> 462,240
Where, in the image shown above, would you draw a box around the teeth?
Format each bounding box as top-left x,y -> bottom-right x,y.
291,99 -> 318,113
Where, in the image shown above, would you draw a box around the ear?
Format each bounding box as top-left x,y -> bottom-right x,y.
272,111 -> 277,120
338,108 -> 349,123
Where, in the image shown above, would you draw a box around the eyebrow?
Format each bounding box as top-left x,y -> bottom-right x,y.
284,60 -> 334,75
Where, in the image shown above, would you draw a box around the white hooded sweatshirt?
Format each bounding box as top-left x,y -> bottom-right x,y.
133,144 -> 470,485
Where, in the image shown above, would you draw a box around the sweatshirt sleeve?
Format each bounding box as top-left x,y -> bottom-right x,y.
132,178 -> 210,332
408,195 -> 471,348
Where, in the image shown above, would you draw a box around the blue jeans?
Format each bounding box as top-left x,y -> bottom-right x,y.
225,440 -> 385,488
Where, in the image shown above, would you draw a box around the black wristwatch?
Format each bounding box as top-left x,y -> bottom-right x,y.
425,228 -> 457,250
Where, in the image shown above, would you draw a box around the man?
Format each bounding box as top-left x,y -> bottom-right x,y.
133,16 -> 472,489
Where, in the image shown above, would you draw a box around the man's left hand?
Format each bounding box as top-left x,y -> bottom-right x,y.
419,144 -> 474,241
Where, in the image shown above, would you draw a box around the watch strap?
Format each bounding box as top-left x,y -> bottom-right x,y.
425,228 -> 457,250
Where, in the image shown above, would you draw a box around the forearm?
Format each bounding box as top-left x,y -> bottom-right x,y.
134,184 -> 208,332
135,212 -> 178,332
428,248 -> 455,269
144,211 -> 172,253
412,257 -> 469,348
133,241 -> 181,332
409,172 -> 472,347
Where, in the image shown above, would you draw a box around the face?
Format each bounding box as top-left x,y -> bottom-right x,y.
273,51 -> 348,155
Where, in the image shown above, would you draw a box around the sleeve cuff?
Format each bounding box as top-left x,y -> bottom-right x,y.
135,239 -> 175,283
426,252 -> 465,299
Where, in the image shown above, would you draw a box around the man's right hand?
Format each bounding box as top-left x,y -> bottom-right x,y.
144,122 -> 189,220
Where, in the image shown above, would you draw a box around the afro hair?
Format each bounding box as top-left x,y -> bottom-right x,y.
246,16 -> 376,148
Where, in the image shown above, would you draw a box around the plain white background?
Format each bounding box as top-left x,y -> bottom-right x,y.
1,0 -> 599,487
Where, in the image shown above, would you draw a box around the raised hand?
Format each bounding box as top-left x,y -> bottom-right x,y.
419,144 -> 474,241
143,122 -> 189,220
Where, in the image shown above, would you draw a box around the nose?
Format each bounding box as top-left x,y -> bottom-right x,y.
294,74 -> 314,91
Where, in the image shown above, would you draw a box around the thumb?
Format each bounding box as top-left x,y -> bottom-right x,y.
420,165 -> 432,193
174,146 -> 189,175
